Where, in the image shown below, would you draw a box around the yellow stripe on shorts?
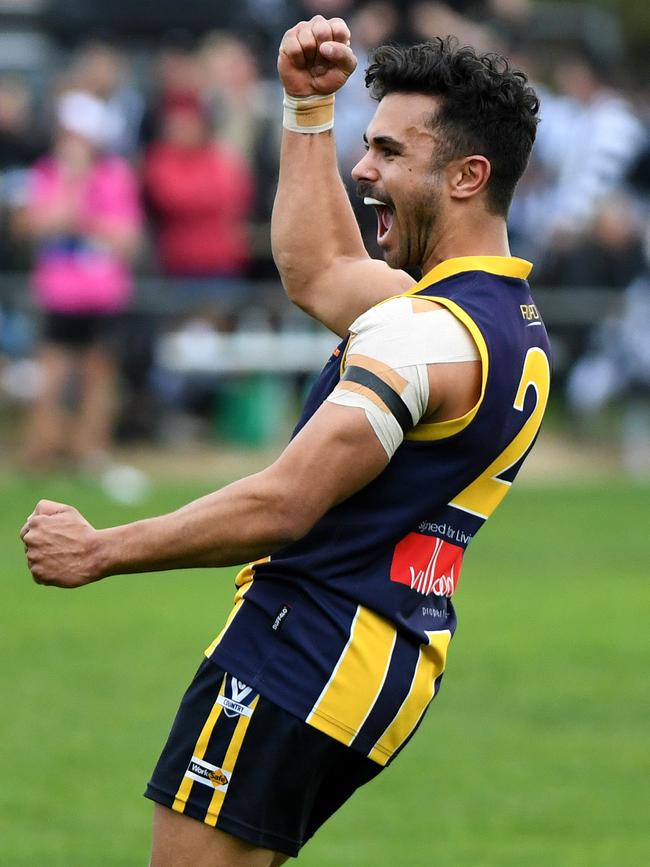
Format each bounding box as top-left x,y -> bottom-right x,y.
204,694 -> 260,827
172,674 -> 227,813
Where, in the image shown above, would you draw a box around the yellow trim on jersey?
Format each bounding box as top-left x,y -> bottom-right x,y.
204,694 -> 260,827
204,595 -> 245,657
307,605 -> 398,745
405,295 -> 488,441
204,558 -> 268,657
339,256 -> 531,438
234,555 -> 269,590
405,255 -> 532,292
450,346 -> 550,520
172,674 -> 227,812
402,256 -> 533,440
368,629 -> 451,766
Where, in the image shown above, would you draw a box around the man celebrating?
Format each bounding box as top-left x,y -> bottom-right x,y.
22,16 -> 549,866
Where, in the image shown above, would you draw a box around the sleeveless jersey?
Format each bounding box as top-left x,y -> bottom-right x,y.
207,256 -> 551,765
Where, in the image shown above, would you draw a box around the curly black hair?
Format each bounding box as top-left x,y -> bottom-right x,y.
366,38 -> 540,215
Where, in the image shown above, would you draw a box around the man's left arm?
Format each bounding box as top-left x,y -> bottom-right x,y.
21,403 -> 389,589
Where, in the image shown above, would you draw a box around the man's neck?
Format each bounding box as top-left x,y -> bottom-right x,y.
421,213 -> 511,275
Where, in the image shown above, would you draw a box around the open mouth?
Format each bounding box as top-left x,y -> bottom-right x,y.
364,196 -> 394,243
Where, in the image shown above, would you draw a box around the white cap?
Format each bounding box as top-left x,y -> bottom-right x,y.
56,89 -> 119,148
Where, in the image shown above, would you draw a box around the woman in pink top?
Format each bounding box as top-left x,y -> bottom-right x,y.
23,90 -> 141,468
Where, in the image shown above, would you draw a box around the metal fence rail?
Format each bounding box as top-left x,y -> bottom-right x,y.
0,272 -> 624,373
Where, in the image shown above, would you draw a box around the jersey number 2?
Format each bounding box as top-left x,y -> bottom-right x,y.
450,347 -> 551,520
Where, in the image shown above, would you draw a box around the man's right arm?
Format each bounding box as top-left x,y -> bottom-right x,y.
272,16 -> 414,337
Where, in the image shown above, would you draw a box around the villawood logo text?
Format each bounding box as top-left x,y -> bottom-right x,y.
390,533 -> 464,597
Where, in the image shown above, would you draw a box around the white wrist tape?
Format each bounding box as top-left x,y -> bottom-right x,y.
283,91 -> 335,134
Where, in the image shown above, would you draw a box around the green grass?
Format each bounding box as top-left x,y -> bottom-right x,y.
1,474 -> 648,866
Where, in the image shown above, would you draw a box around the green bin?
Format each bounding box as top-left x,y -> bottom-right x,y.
215,375 -> 291,447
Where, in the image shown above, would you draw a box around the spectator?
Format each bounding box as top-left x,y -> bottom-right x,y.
537,192 -> 647,378
566,273 -> 650,474
143,93 -> 253,286
198,32 -> 279,275
0,75 -> 47,270
0,75 -> 45,175
22,90 -> 142,469
143,90 -> 256,430
539,193 -> 646,290
67,40 -> 144,159
512,49 -> 646,262
199,32 -> 274,162
139,34 -> 202,148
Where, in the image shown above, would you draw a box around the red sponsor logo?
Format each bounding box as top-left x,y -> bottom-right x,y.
390,533 -> 463,597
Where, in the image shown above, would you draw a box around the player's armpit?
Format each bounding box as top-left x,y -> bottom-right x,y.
285,256 -> 415,337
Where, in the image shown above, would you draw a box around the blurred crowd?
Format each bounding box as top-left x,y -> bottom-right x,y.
1,0 -> 650,471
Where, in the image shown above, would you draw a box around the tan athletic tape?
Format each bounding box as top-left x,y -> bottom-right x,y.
346,353 -> 409,396
283,92 -> 335,134
336,379 -> 390,413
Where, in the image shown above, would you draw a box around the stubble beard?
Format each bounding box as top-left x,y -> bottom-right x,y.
387,182 -> 443,273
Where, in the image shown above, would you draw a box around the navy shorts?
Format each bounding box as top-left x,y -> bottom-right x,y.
145,657 -> 383,857
42,312 -> 120,350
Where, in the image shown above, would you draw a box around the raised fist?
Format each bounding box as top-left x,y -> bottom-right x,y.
21,499 -> 102,588
278,15 -> 357,97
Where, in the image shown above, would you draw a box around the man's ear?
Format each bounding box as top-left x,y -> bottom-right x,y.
447,155 -> 491,200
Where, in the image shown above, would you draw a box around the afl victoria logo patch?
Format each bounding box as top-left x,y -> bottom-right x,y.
217,675 -> 257,718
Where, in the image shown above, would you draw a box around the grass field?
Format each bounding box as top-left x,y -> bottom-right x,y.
1,471 -> 648,866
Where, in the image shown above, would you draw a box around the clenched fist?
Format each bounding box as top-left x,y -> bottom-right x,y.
278,15 -> 357,97
21,499 -> 103,589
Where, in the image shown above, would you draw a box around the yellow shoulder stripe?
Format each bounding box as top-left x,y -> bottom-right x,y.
405,296 -> 488,442
339,256 -> 531,433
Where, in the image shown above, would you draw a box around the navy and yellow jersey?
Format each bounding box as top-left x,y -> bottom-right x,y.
207,256 -> 551,766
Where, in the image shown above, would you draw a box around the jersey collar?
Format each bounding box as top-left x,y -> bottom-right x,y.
411,256 -> 533,292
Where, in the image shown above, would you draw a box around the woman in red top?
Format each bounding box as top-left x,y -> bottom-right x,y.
143,95 -> 253,280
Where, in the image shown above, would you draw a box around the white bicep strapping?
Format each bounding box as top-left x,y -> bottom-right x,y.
327,297 -> 480,458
